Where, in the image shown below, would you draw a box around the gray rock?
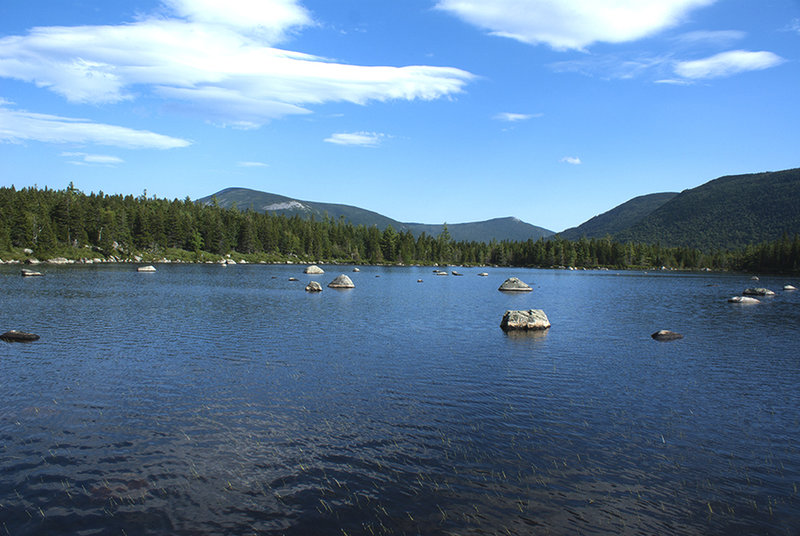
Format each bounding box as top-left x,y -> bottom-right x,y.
305,281 -> 323,292
47,257 -> 70,264
21,268 -> 43,277
328,274 -> 355,288
1,330 -> 40,342
478,272 -> 489,277
743,287 -> 775,296
651,330 -> 683,341
784,284 -> 797,291
23,248 -> 33,255
304,265 -> 325,274
498,277 -> 532,292
137,265 -> 157,272
728,296 -> 760,304
500,309 -> 551,331
352,267 -> 360,272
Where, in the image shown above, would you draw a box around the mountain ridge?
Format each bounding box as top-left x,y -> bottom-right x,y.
198,187 -> 555,243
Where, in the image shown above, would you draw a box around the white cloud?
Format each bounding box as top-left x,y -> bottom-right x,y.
161,0 -> 312,41
674,50 -> 785,79
436,0 -> 716,50
674,30 -> 746,46
788,19 -> 800,35
238,161 -> 269,167
61,152 -> 124,166
493,112 -> 541,122
0,1 -> 474,127
0,105 -> 191,149
324,132 -> 385,147
560,156 -> 581,165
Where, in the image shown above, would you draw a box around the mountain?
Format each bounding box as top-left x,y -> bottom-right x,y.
559,192 -> 678,241
560,168 -> 800,250
617,168 -> 800,250
198,187 -> 554,243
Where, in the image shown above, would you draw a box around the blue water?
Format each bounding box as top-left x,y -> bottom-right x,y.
1,264 -> 799,535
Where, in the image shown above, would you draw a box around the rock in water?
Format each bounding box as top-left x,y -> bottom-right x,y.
21,268 -> 43,277
498,277 -> 532,292
305,281 -> 323,292
304,265 -> 325,274
137,265 -> 157,272
1,330 -> 40,342
328,274 -> 355,288
500,310 -> 551,331
743,287 -> 775,296
651,330 -> 683,341
784,284 -> 797,291
728,296 -> 760,304
352,267 -> 361,272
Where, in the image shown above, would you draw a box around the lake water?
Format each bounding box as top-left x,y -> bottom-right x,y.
1,264 -> 799,535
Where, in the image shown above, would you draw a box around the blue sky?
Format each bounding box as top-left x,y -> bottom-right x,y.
1,0 -> 798,232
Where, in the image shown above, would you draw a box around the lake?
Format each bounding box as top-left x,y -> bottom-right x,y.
1,264 -> 799,535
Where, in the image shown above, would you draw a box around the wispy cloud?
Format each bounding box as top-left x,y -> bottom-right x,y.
493,112 -> 541,122
674,50 -> 785,79
673,30 -> 746,46
436,0 -> 716,50
0,104 -> 191,149
560,156 -> 581,165
0,0 -> 474,127
237,161 -> 269,167
61,152 -> 124,166
324,132 -> 385,147
786,18 -> 800,35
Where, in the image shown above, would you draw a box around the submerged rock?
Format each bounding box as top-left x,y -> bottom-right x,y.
305,281 -> 323,292
743,287 -> 775,296
304,265 -> 325,274
651,330 -> 683,341
1,330 -> 40,342
498,277 -> 532,292
500,309 -> 551,331
728,296 -> 761,304
21,268 -> 43,277
328,274 -> 355,288
137,265 -> 157,272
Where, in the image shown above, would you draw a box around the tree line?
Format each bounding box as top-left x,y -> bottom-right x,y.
1,185 -> 798,273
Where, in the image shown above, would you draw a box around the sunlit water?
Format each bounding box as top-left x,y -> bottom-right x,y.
1,264 -> 799,535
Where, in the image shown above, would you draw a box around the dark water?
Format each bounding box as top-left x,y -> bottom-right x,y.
1,264 -> 799,535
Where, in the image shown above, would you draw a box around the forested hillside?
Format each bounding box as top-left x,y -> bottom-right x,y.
559,192 -> 677,240
617,168 -> 800,249
1,184 -> 798,273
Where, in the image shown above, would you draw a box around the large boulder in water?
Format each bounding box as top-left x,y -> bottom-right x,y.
305,281 -> 323,292
500,309 -> 550,331
1,330 -> 40,342
328,274 -> 355,288
728,296 -> 760,304
498,277 -> 532,292
304,265 -> 325,274
651,330 -> 683,341
743,287 -> 775,296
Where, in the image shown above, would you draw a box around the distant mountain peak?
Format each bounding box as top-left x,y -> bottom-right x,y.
198,187 -> 554,243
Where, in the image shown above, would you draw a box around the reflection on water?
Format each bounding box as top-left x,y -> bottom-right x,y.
1,264 -> 799,535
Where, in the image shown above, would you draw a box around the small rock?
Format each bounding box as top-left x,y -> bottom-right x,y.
21,268 -> 44,277
1,330 -> 40,342
784,284 -> 797,291
728,296 -> 760,304
47,257 -> 70,264
305,281 -> 323,292
451,271 -> 463,276
328,274 -> 355,288
743,287 -> 775,296
23,248 -> 33,255
417,279 -> 423,283
751,276 -> 760,281
137,265 -> 157,272
498,277 -> 532,292
500,310 -> 551,331
288,277 -> 299,281
651,330 -> 683,341
352,267 -> 360,272
478,272 -> 489,277
304,265 -> 325,274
